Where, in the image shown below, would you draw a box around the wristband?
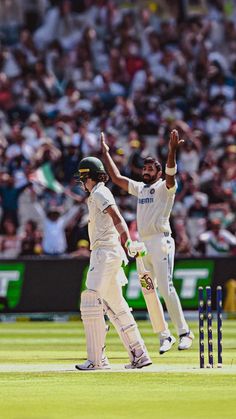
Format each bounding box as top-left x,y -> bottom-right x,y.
165,164 -> 177,176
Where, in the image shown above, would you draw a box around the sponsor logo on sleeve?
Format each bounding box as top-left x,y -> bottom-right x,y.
103,200 -> 109,207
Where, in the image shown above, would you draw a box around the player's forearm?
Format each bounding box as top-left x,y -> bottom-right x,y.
166,147 -> 177,169
34,202 -> 46,220
166,148 -> 177,188
106,205 -> 130,245
103,151 -> 121,181
62,205 -> 80,227
103,151 -> 129,191
114,218 -> 130,245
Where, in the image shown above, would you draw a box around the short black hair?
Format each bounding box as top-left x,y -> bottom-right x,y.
143,157 -> 162,172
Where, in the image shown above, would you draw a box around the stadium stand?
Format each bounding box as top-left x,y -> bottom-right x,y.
0,0 -> 235,257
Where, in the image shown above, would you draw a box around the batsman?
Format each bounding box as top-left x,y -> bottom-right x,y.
74,156 -> 152,370
101,129 -> 194,354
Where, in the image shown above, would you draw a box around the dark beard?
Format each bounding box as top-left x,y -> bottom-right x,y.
142,174 -> 156,184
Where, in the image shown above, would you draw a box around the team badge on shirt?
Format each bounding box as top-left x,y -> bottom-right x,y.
150,188 -> 155,194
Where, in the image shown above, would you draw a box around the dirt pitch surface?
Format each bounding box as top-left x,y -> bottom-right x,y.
1,363 -> 236,374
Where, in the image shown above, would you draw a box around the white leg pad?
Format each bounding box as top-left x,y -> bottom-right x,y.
104,303 -> 146,361
80,290 -> 106,366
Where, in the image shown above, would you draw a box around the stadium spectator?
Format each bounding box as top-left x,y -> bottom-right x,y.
0,1 -> 235,256
70,239 -> 90,258
0,218 -> 21,258
20,219 -> 42,256
188,194 -> 209,219
178,140 -> 200,174
174,219 -> 192,257
34,203 -> 80,256
198,218 -> 236,256
0,172 -> 29,229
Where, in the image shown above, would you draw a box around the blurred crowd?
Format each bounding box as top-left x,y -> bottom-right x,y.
0,0 -> 236,258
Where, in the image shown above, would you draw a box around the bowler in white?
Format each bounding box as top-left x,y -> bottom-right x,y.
102,129 -> 194,354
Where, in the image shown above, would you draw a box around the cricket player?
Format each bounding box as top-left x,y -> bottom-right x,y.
74,156 -> 152,370
101,129 -> 194,354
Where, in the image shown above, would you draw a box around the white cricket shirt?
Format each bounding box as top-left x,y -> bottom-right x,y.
128,178 -> 177,239
88,182 -> 119,250
34,204 -> 80,254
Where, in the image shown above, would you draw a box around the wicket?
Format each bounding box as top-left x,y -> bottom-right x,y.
198,285 -> 223,369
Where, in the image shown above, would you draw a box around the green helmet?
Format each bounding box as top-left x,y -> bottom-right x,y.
75,157 -> 106,181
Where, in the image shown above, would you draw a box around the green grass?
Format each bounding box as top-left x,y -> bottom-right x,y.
0,320 -> 235,419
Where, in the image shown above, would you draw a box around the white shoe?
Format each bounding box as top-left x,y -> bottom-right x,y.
101,355 -> 111,369
159,335 -> 176,354
75,359 -> 110,371
178,331 -> 194,350
125,352 -> 152,369
101,345 -> 111,369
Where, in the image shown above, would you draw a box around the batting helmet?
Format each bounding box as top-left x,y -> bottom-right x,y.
75,157 -> 107,182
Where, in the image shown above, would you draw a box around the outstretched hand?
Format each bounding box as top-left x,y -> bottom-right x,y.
101,132 -> 109,154
169,129 -> 184,151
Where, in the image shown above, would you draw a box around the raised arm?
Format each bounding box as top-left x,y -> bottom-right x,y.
34,202 -> 46,221
101,132 -> 129,192
61,205 -> 81,227
166,129 -> 184,189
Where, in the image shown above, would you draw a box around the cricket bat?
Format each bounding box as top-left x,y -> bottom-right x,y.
136,255 -> 166,333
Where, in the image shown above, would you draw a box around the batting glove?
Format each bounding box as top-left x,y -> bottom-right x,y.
125,240 -> 147,258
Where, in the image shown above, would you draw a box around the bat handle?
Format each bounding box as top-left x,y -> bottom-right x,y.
136,255 -> 146,273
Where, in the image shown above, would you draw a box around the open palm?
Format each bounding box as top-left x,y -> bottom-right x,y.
169,129 -> 184,151
101,132 -> 110,154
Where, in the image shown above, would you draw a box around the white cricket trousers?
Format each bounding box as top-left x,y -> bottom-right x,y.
85,246 -> 148,362
86,246 -> 132,319
142,233 -> 189,337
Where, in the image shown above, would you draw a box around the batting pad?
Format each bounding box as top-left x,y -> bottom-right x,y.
104,303 -> 146,360
80,290 -> 106,366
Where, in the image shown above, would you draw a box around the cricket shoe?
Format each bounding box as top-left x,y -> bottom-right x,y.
101,355 -> 111,369
178,331 -> 194,350
75,360 -> 110,371
125,352 -> 152,369
159,335 -> 176,355
101,345 -> 111,369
